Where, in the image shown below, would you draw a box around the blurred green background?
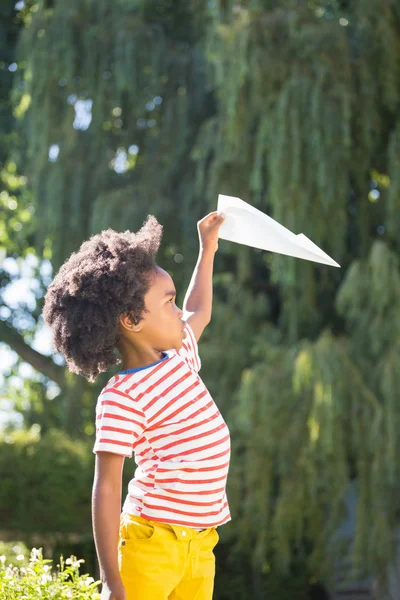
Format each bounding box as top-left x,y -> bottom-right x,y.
1,1 -> 400,598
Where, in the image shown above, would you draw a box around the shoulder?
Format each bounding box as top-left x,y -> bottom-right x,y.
171,323 -> 201,373
96,372 -> 145,414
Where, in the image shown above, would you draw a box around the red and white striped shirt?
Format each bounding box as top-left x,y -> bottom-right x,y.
93,323 -> 231,529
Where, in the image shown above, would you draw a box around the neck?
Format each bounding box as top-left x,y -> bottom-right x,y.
117,338 -> 164,372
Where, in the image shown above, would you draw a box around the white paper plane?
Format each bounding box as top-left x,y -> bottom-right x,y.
217,194 -> 340,268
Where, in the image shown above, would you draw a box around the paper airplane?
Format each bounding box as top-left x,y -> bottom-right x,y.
217,194 -> 340,268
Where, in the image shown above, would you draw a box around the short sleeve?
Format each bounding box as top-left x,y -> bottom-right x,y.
177,322 -> 202,373
93,386 -> 146,457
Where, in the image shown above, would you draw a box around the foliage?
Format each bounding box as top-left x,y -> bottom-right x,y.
0,428 -> 94,535
0,548 -> 101,599
223,241 -> 400,581
0,1 -> 37,259
214,539 -> 330,600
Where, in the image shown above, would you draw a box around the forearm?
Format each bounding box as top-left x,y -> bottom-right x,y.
92,480 -> 122,585
183,248 -> 215,321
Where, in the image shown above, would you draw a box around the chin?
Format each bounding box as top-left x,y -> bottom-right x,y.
175,337 -> 184,350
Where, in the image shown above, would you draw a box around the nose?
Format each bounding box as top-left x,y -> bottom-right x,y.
177,307 -> 184,319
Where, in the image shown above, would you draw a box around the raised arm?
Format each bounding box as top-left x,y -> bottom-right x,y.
183,212 -> 225,342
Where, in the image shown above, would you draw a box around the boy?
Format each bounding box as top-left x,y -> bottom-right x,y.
43,211 -> 230,600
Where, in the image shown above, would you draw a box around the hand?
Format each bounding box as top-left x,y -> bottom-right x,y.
100,579 -> 126,600
197,212 -> 225,254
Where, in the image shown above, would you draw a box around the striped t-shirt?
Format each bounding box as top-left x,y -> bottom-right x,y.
93,323 -> 231,529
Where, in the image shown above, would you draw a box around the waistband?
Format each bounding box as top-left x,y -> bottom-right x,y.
121,512 -> 213,540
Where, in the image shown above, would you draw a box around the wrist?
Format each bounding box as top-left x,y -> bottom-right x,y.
199,245 -> 216,259
101,570 -> 122,585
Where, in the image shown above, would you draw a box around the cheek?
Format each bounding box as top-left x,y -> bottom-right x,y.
162,305 -> 175,323
151,305 -> 177,329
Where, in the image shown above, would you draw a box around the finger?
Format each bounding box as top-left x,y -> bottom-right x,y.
201,212 -> 218,224
198,212 -> 225,229
209,212 -> 225,224
212,213 -> 225,227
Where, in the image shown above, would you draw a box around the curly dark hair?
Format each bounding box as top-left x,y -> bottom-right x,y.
42,215 -> 163,382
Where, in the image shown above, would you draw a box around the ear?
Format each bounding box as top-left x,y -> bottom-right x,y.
119,313 -> 143,333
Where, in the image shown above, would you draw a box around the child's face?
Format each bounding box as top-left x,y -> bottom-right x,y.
139,266 -> 186,351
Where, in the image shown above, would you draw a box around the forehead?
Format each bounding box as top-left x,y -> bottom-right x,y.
148,266 -> 175,296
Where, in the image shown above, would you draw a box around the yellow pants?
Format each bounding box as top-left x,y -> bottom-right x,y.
118,512 -> 219,600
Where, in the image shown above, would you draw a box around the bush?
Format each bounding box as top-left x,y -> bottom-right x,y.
0,428 -> 94,535
0,547 -> 101,599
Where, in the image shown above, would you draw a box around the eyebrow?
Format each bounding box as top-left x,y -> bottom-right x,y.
164,290 -> 176,298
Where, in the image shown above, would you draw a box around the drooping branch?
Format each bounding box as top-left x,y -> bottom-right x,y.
0,320 -> 66,387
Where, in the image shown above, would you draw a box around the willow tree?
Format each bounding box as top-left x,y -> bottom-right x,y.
198,0 -> 400,586
4,0 -> 400,592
